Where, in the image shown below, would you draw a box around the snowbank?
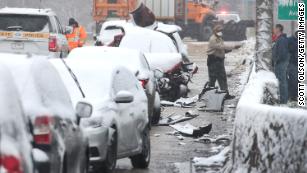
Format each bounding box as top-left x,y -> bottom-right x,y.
230,68 -> 307,173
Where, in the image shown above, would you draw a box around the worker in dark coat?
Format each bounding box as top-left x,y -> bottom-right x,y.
287,30 -> 299,101
206,25 -> 241,99
272,24 -> 290,104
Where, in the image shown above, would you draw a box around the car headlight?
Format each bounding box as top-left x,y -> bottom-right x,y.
81,117 -> 103,128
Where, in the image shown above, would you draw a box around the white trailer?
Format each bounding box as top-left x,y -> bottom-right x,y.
143,0 -> 175,20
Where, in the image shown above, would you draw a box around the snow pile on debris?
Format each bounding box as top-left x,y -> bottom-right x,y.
193,147 -> 230,167
230,68 -> 307,173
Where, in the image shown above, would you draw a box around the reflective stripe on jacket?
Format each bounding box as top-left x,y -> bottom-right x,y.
66,26 -> 87,51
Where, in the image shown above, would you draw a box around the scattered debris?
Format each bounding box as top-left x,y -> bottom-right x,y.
178,142 -> 186,146
194,135 -> 231,146
226,104 -> 236,108
161,95 -> 199,108
170,123 -> 212,138
192,147 -> 230,167
198,83 -> 227,112
154,134 -> 161,137
158,111 -> 199,126
176,135 -> 185,140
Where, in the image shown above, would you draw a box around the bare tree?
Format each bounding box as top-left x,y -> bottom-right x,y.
255,0 -> 274,72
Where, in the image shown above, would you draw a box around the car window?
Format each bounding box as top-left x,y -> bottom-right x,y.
55,16 -> 63,34
113,70 -> 139,94
140,55 -> 150,70
0,14 -> 52,32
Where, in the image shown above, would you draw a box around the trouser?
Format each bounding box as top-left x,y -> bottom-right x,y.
287,63 -> 298,100
207,55 -> 228,92
274,61 -> 289,104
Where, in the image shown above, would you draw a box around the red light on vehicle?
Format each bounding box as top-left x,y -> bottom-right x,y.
0,155 -> 23,173
34,116 -> 54,145
139,79 -> 149,88
49,36 -> 58,52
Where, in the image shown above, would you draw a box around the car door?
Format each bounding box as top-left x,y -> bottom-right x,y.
113,70 -> 140,154
53,16 -> 69,57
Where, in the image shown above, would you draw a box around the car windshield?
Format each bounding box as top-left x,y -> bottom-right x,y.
0,14 -> 50,32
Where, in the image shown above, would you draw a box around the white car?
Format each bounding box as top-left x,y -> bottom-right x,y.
0,64 -> 34,173
67,46 -> 161,124
0,54 -> 92,173
51,58 -> 150,173
0,8 -> 69,58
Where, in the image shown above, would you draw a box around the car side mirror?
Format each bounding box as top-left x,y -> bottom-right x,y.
64,26 -> 73,35
154,69 -> 164,79
115,91 -> 134,103
76,101 -> 93,118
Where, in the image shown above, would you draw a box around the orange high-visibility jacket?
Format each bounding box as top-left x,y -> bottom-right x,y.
66,26 -> 87,51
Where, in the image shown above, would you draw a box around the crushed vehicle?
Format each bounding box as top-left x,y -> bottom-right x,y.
51,58 -> 151,173
0,8 -> 69,58
0,54 -> 92,173
95,21 -> 197,101
66,46 -> 161,125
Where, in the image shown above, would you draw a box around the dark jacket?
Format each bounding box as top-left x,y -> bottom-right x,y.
288,36 -> 298,65
272,34 -> 289,66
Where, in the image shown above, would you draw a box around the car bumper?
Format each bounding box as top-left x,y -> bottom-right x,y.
84,126 -> 109,163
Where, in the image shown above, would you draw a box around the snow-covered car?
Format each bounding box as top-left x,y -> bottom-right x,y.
152,22 -> 190,62
67,46 -> 161,124
51,58 -> 150,173
0,54 -> 92,173
0,64 -> 34,173
0,8 -> 69,58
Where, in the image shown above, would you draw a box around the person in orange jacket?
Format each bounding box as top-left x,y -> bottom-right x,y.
66,18 -> 87,51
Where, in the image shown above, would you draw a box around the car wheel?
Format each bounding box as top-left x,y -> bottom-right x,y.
83,148 -> 89,173
101,130 -> 117,173
130,127 -> 150,168
152,92 -> 161,125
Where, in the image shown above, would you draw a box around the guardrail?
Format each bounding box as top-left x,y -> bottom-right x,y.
229,67 -> 307,173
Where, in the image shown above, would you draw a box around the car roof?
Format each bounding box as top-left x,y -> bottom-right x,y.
0,53 -> 75,120
51,58 -> 130,105
0,7 -> 55,16
68,46 -> 145,72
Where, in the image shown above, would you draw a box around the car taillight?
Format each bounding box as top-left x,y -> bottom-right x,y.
0,155 -> 23,173
139,79 -> 149,88
49,36 -> 57,52
34,116 -> 54,145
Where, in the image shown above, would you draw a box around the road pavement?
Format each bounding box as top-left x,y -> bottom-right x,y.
113,40 -> 250,173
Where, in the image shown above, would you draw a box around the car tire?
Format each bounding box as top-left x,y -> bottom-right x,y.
152,93 -> 161,125
101,130 -> 117,173
130,127 -> 150,169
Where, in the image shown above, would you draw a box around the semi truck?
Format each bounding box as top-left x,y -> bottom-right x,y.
93,0 -> 217,41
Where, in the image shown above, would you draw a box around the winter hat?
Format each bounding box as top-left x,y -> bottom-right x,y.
69,18 -> 76,26
213,25 -> 223,33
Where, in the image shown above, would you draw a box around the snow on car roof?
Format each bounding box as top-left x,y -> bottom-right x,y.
0,53 -> 75,120
68,46 -> 145,73
155,22 -> 182,34
50,57 -> 120,106
0,7 -> 55,16
0,64 -> 24,123
119,25 -> 178,53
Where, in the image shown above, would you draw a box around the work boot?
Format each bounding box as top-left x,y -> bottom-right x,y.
225,94 -> 235,100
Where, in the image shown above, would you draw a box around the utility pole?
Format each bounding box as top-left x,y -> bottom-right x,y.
255,0 -> 274,72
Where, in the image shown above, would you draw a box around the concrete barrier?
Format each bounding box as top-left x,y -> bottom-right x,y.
230,69 -> 307,173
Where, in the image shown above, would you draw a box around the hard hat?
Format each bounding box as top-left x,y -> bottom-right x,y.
128,0 -> 143,13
